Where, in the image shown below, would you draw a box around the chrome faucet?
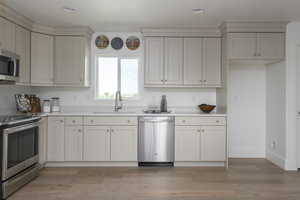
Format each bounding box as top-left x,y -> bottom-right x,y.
114,91 -> 123,112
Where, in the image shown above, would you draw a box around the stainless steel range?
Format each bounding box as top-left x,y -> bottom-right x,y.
0,115 -> 41,199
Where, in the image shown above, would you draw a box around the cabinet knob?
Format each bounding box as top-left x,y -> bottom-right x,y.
197,129 -> 201,132
127,120 -> 131,123
60,120 -> 64,123
90,120 -> 94,123
203,80 -> 207,82
202,129 -> 205,133
161,80 -> 164,82
216,120 -> 220,123
257,53 -> 261,56
78,129 -> 82,133
72,120 -> 76,123
182,120 -> 186,123
107,129 -> 110,133
111,129 -> 114,133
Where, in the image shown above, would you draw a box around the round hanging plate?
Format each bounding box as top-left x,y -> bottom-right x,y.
111,37 -> 124,50
95,35 -> 109,49
126,36 -> 140,50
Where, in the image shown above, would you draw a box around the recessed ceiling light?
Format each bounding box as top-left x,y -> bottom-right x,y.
192,8 -> 205,14
62,6 -> 77,13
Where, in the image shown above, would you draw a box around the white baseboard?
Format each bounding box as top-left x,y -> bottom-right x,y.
174,162 -> 226,167
266,150 -> 285,169
229,146 -> 266,158
45,162 -> 138,167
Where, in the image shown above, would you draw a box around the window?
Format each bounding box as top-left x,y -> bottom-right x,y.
96,56 -> 139,99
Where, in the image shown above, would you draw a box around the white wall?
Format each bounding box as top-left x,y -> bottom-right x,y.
0,85 -> 31,114
266,61 -> 286,168
33,32 -> 216,112
228,64 -> 266,158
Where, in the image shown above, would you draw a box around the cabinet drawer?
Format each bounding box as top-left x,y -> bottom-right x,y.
175,117 -> 226,126
84,117 -> 137,126
65,117 -> 83,126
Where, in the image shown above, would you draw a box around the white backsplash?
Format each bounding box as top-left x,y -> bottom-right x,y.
32,86 -> 216,112
0,85 -> 32,115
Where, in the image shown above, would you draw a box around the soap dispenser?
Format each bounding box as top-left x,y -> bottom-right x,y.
160,95 -> 168,113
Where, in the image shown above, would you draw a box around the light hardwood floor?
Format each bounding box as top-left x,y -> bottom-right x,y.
8,159 -> 300,200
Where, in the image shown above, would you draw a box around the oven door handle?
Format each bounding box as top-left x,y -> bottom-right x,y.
3,122 -> 39,135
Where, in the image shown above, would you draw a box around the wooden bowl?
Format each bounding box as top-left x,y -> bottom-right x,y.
198,104 -> 216,113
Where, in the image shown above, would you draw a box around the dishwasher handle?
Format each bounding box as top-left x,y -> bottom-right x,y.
139,117 -> 174,123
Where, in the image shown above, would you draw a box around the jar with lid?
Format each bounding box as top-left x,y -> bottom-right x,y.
51,97 -> 61,112
42,99 -> 51,113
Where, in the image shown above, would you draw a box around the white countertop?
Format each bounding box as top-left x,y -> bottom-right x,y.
39,111 -> 227,117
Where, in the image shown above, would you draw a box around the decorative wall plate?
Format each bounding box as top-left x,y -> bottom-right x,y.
95,35 -> 109,49
126,36 -> 140,50
111,37 -> 124,50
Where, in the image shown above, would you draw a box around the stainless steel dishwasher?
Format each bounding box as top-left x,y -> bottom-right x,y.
138,116 -> 175,166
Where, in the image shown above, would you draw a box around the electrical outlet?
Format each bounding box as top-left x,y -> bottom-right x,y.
271,141 -> 276,149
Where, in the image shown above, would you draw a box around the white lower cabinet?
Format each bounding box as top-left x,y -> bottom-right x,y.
39,117 -> 48,165
65,126 -> 83,161
175,124 -> 226,162
110,126 -> 137,161
47,117 -> 65,161
83,126 -> 110,161
175,126 -> 200,161
201,126 -> 226,161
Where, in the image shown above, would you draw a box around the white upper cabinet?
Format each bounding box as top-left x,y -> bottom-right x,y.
144,37 -> 164,85
228,32 -> 285,62
183,38 -> 203,85
203,38 -> 221,86
15,26 -> 30,85
164,38 -> 183,85
257,33 -> 285,60
228,33 -> 257,59
31,32 -> 54,86
0,17 -> 15,52
54,36 -> 89,87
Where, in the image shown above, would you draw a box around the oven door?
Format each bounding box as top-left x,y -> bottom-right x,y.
2,122 -> 39,180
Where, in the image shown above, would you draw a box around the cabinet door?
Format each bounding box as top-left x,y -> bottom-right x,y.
144,37 -> 164,85
0,18 -> 15,52
65,126 -> 83,161
201,126 -> 226,161
175,126 -> 201,161
83,126 -> 110,161
228,33 -> 257,59
31,32 -> 54,85
15,26 -> 31,85
39,117 -> 48,165
164,38 -> 183,85
47,117 -> 65,161
183,38 -> 203,85
54,36 -> 86,86
110,126 -> 137,161
257,33 -> 285,60
203,38 -> 221,86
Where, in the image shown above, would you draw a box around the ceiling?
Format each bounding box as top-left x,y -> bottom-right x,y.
2,0 -> 299,31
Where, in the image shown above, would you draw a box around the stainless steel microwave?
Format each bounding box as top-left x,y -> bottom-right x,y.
0,50 -> 20,82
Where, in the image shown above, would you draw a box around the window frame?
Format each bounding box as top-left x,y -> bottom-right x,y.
95,55 -> 141,101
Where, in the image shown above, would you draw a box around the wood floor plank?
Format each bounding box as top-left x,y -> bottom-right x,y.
8,159 -> 300,200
